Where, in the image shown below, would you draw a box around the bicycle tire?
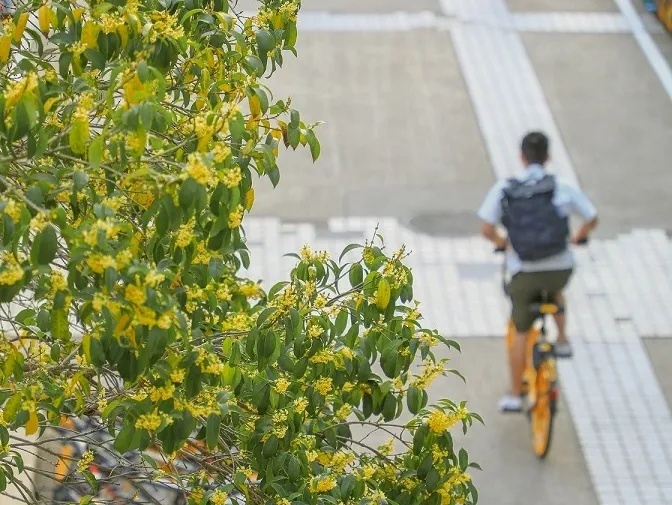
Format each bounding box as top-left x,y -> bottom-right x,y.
530,364 -> 556,459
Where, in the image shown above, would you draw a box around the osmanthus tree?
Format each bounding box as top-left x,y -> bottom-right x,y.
0,0 -> 481,504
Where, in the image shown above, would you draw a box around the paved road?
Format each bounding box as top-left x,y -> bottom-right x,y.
242,0 -> 672,504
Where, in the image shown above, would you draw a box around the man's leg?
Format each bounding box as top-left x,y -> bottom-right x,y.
508,329 -> 528,396
548,271 -> 573,358
554,292 -> 568,344
501,273 -> 536,412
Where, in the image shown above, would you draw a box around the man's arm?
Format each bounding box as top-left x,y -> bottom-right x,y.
481,222 -> 508,250
477,182 -> 507,248
565,184 -> 598,244
572,216 -> 598,244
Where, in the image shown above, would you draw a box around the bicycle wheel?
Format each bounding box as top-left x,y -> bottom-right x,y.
530,363 -> 556,459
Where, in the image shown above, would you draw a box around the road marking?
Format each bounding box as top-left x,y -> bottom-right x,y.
614,0 -> 672,102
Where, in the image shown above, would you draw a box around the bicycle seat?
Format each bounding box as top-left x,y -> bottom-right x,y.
528,302 -> 565,315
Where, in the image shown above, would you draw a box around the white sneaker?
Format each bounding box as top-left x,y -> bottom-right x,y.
498,394 -> 523,413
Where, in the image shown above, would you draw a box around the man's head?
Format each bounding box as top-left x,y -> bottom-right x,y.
520,131 -> 549,166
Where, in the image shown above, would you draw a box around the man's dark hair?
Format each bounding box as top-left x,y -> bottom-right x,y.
521,131 -> 549,165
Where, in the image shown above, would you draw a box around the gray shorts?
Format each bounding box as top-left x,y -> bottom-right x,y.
509,269 -> 573,331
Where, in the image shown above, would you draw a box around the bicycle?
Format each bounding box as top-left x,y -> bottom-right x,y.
496,248 -> 566,459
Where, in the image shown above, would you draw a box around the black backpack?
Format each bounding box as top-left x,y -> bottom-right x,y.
500,174 -> 569,261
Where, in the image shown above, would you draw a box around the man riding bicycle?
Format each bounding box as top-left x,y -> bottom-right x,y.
477,131 -> 598,412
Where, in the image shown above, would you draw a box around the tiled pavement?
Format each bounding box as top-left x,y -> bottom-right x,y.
244,1 -> 672,504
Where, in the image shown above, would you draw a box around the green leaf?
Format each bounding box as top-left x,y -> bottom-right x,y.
0,467 -> 6,492
426,469 -> 440,492
256,307 -> 277,327
306,130 -> 320,162
51,308 -> 71,341
82,469 -> 99,494
416,454 -> 433,479
179,178 -> 199,209
114,423 -> 136,453
89,135 -> 104,169
83,48 -> 106,71
255,29 -> 275,53
348,263 -> 363,287
262,435 -> 279,458
73,169 -> 89,191
382,393 -> 396,422
31,226 -> 57,266
244,55 -> 264,77
407,385 -> 423,415
334,310 -> 348,336
339,243 -> 363,262
459,448 -> 468,470
285,21 -> 298,48
268,165 -> 280,187
206,414 -> 220,450
3,393 -> 22,423
137,60 -> 150,82
288,454 -> 301,480
229,112 -> 245,141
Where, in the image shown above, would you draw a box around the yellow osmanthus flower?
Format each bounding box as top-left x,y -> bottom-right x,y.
314,377 -> 332,396
216,284 -> 232,301
29,212 -> 49,232
220,167 -> 242,188
273,377 -> 290,394
50,270 -> 67,294
427,410 -> 458,434
0,259 -> 23,286
378,439 -> 395,456
76,450 -> 95,473
99,13 -> 125,34
330,451 -> 355,472
228,204 -> 244,228
82,219 -> 120,247
185,154 -> 214,186
149,383 -> 175,402
270,286 -> 298,312
116,249 -> 133,269
313,294 -> 328,308
148,10 -> 185,43
307,324 -> 323,339
359,465 -> 375,480
293,397 -> 308,414
212,143 -> 232,163
238,282 -> 261,299
211,490 -> 228,505
310,476 -> 337,494
221,312 -> 253,331
135,411 -> 170,431
335,404 -> 351,420
170,368 -> 186,383
413,359 -> 447,390
175,220 -> 195,248
145,270 -> 166,287
310,350 -> 335,364
86,254 -> 116,274
4,73 -> 38,110
2,200 -> 21,222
